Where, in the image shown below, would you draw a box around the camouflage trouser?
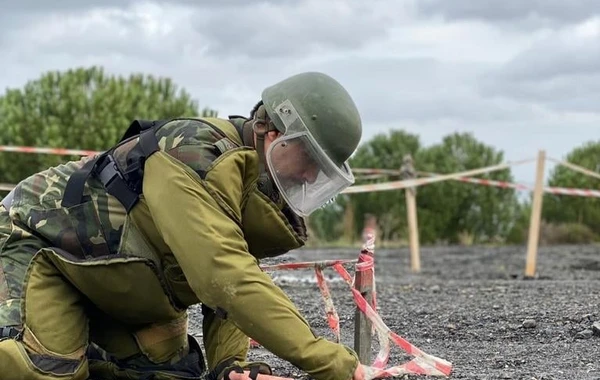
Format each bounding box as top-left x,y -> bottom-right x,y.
0,205 -> 205,379
0,204 -> 41,328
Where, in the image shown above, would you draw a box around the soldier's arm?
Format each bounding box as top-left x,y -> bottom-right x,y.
201,303 -> 252,372
142,150 -> 359,380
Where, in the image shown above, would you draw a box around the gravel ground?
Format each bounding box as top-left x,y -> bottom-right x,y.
189,244 -> 600,380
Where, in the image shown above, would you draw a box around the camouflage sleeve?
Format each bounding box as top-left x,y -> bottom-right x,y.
142,150 -> 359,380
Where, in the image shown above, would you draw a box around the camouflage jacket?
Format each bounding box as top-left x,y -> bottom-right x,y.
3,117 -> 358,380
9,117 -> 304,258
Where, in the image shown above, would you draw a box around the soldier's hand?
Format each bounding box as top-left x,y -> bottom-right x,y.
352,364 -> 366,380
226,370 -> 293,380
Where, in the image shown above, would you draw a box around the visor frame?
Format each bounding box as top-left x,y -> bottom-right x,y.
264,99 -> 355,216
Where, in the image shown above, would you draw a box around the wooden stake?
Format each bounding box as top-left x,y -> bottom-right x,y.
525,150 -> 546,278
406,188 -> 421,272
353,260 -> 373,364
401,155 -> 421,272
354,219 -> 375,364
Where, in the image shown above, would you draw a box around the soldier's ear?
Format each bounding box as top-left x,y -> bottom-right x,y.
265,130 -> 281,143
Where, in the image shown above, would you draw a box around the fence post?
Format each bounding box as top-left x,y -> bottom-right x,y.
525,150 -> 546,278
401,155 -> 421,272
354,215 -> 376,364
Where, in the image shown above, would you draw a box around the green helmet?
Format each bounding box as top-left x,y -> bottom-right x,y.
259,72 -> 363,217
261,72 -> 362,167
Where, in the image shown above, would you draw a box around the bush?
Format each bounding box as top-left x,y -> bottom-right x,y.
539,222 -> 599,245
457,231 -> 475,246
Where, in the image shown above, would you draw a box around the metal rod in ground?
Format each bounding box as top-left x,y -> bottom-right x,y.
354,221 -> 376,364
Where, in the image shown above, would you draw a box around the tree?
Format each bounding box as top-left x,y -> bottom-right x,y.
310,130 -> 520,245
347,130 -> 421,242
505,200 -> 532,244
0,66 -> 217,186
307,200 -> 346,243
415,132 -> 520,244
543,140 -> 600,230
308,130 -> 422,244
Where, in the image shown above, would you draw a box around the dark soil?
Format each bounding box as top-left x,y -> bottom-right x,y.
189,244 -> 600,380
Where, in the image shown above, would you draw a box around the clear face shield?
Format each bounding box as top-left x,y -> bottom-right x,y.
265,100 -> 355,217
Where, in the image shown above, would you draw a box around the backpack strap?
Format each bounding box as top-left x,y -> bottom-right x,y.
118,119 -> 169,143
201,117 -> 244,146
62,120 -> 167,211
62,118 -> 243,212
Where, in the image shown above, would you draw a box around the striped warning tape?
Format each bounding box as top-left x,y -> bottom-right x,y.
315,266 -> 341,343
257,233 -> 452,378
3,173 -> 599,199
542,186 -> 600,198
259,259 -> 357,271
333,233 -> 452,378
352,168 -> 402,175
0,145 -> 596,199
342,158 -> 536,194
418,172 -> 600,198
0,145 -> 100,156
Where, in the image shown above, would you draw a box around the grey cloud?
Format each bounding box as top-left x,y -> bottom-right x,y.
192,1 -> 394,58
485,36 -> 600,81
2,0 -> 394,61
2,0 -> 597,134
479,28 -> 600,113
0,4 -> 205,66
0,0 -> 134,13
481,73 -> 600,114
0,0 -> 292,13
305,57 -> 543,126
416,0 -> 600,26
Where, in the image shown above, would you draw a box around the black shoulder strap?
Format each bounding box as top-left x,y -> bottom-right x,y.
62,119 -> 164,211
61,155 -> 101,208
118,119 -> 169,143
227,116 -> 250,147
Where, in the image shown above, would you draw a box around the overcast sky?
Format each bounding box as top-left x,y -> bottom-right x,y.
1,0 -> 599,188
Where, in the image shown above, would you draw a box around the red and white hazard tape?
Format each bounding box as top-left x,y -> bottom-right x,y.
542,186 -> 600,198
343,158 -> 535,194
252,259 -> 358,349
352,168 -> 402,175
334,234 -> 452,378
259,259 -> 357,271
258,234 -> 453,378
315,266 -> 342,343
0,145 -> 100,156
419,172 -> 600,199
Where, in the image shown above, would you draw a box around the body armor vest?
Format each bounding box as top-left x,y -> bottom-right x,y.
62,117 -> 244,213
6,117 -> 306,316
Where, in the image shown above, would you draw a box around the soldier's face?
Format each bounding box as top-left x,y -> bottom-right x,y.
264,132 -> 319,185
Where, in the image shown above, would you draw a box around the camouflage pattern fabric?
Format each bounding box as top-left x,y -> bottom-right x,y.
113,118 -> 240,184
0,118 -> 237,328
0,116 -> 347,380
0,205 -> 49,327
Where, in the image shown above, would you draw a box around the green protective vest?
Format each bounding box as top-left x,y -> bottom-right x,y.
8,117 -> 358,380
10,116 -> 306,306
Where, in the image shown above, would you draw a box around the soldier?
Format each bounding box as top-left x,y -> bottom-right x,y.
0,72 -> 367,380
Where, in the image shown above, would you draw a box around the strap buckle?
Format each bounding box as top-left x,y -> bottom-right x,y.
1,188 -> 15,212
0,326 -> 20,339
96,155 -> 123,189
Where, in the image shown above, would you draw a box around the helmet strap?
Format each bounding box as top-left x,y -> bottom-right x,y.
246,105 -> 281,204
250,104 -> 280,170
